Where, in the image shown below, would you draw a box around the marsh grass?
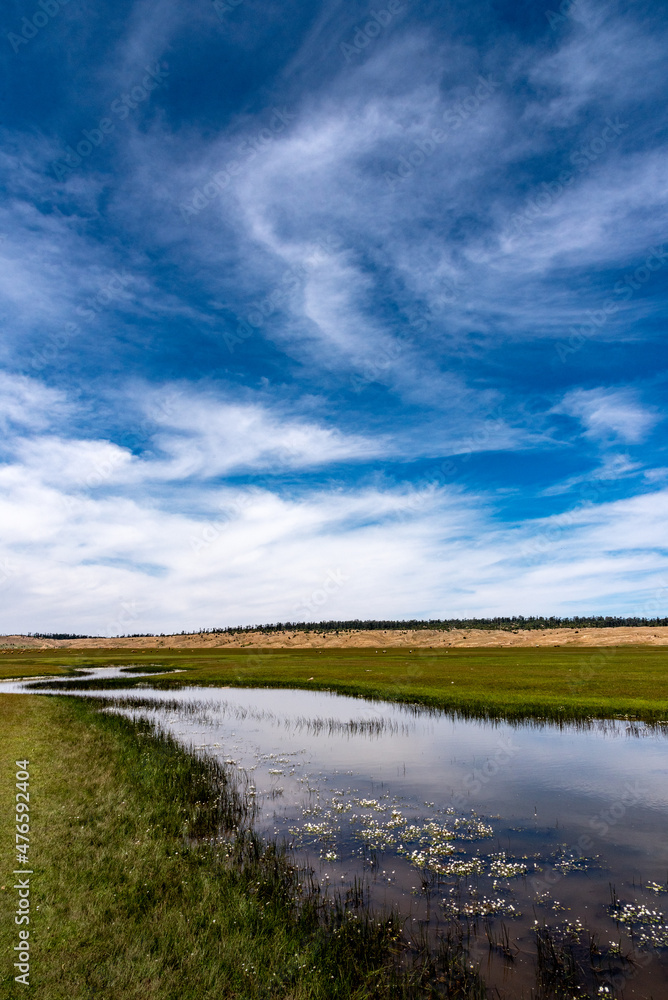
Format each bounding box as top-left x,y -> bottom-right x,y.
118,665 -> 182,675
5,645 -> 668,724
0,693 -> 488,999
483,920 -> 516,962
68,693 -> 411,739
400,920 -> 487,1000
532,921 -> 635,999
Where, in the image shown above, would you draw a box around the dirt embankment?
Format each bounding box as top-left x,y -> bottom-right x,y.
3,626 -> 668,651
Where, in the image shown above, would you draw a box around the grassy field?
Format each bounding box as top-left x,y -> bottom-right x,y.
1,692 -> 489,999
2,644 -> 668,722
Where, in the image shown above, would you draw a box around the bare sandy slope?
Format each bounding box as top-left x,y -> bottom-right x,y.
3,626 -> 668,650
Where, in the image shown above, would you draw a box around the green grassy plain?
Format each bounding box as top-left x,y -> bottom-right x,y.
1,644 -> 668,722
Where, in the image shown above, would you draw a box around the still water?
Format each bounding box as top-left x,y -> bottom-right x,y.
4,667 -> 668,998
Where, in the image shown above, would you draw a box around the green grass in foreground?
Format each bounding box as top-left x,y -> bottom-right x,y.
0,694 -> 484,999
3,645 -> 668,722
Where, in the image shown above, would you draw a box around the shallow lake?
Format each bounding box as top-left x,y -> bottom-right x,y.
4,667 -> 668,998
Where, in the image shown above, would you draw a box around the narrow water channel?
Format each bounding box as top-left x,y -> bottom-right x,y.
4,668 -> 668,998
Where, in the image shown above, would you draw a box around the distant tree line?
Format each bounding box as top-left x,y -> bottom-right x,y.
201,616 -> 668,634
26,632 -> 97,639
25,616 -> 668,639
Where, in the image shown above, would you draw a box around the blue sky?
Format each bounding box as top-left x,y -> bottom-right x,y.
1,0 -> 667,633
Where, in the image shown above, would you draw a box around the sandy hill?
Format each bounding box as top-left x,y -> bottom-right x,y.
2,626 -> 668,650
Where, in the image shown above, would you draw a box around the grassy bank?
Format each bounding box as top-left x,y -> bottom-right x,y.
0,693 -> 485,999
3,645 -> 668,723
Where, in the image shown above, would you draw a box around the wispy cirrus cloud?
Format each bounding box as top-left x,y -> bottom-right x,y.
1,0 -> 667,629
557,387 -> 660,444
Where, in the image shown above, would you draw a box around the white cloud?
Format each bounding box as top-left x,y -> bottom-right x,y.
541,453 -> 643,497
557,387 -> 659,444
12,437 -> 135,490
0,381 -> 386,488
0,373 -> 69,433
2,409 -> 668,633
526,1 -> 668,125
144,394 -> 386,478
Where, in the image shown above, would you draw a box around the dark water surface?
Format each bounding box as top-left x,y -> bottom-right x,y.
4,668 -> 668,998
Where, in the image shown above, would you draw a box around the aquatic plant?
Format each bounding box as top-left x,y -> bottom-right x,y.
442,894 -> 521,919
609,896 -> 668,949
488,851 -> 528,879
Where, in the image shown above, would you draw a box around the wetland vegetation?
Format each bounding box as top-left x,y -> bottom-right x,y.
2,645 -> 668,724
2,645 -> 668,997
